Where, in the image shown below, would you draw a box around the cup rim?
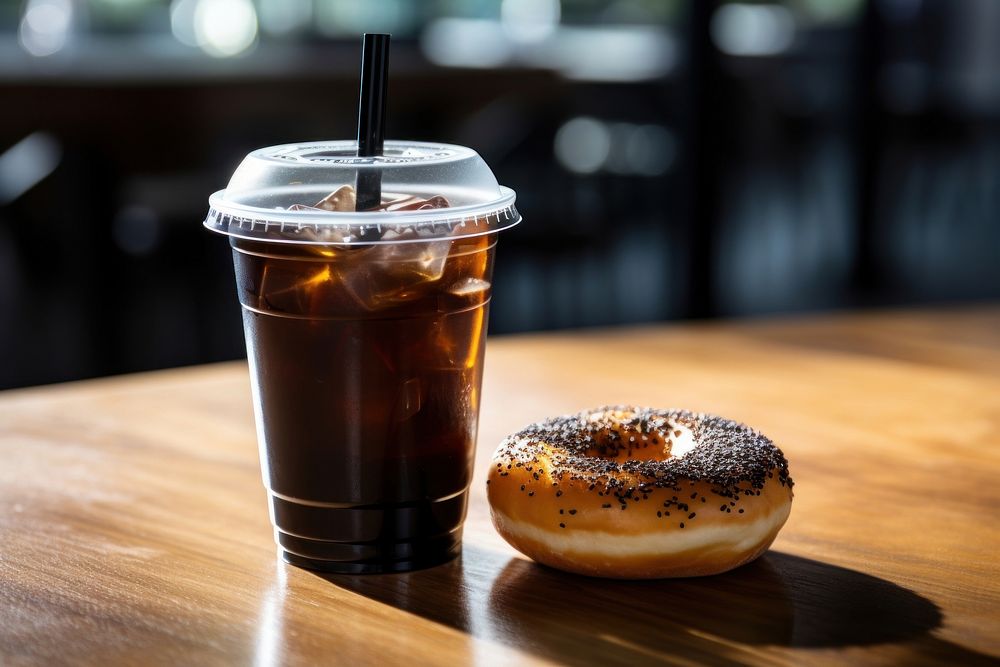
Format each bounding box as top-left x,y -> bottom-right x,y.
205,186 -> 520,245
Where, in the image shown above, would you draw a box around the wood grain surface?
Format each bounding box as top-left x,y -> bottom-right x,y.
1,306 -> 999,666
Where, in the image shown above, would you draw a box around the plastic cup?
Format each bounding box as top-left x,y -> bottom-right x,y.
205,141 -> 520,573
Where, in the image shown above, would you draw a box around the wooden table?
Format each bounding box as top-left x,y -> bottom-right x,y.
2,306 -> 999,666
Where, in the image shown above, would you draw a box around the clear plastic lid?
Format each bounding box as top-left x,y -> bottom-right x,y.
205,140 -> 520,244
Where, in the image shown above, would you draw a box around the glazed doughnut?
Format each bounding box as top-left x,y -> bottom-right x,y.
487,406 -> 793,578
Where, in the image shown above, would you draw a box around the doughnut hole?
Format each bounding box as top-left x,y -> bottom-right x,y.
583,421 -> 695,463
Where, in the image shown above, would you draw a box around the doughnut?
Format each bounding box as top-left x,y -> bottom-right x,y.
486,406 -> 794,579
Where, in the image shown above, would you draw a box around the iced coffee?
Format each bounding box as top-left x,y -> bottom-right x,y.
205,141 -> 519,572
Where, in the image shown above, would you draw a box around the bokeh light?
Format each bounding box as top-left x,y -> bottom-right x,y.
18,0 -> 73,57
554,117 -> 611,174
501,0 -> 561,43
171,0 -> 258,57
711,4 -> 795,56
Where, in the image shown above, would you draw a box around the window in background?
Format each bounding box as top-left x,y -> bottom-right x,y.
0,0 -> 997,390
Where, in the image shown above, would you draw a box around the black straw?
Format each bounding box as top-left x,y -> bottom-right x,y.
355,33 -> 390,211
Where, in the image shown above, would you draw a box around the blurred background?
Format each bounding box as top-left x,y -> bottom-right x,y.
0,0 -> 998,389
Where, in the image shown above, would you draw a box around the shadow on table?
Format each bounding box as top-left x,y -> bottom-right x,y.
313,548 -> 996,665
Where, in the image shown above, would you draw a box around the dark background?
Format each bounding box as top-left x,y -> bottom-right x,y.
1,0 -> 998,390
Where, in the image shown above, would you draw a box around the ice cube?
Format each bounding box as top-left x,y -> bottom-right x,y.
448,277 -> 491,297
276,186 -> 458,311
314,185 -> 357,211
383,194 -> 450,211
292,187 -> 449,215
